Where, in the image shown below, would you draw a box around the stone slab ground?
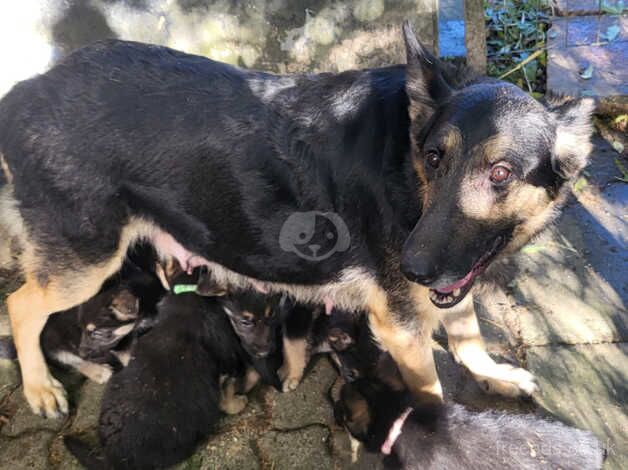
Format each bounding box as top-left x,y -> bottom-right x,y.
0,137 -> 626,468
547,7 -> 627,114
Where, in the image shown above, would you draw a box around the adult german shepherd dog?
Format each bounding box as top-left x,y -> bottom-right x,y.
0,22 -> 593,417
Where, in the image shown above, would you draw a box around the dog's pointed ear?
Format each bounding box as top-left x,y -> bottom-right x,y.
402,21 -> 451,120
547,95 -> 595,180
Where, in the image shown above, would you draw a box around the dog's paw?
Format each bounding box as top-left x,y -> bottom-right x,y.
23,374 -> 68,419
474,364 -> 538,397
221,394 -> 248,415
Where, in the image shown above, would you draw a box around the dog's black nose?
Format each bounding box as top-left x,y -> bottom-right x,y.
401,257 -> 437,285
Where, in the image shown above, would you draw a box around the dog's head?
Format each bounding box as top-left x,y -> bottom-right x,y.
221,291 -> 281,359
78,287 -> 140,359
399,22 -> 595,308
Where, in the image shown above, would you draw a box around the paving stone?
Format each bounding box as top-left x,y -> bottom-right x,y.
0,359 -> 19,400
70,380 -> 106,433
257,426 -> 333,470
547,16 -> 628,113
509,207 -> 627,346
554,0 -> 602,16
1,387 -> 68,437
527,344 -> 628,469
48,432 -> 94,470
0,430 -> 55,470
198,430 -> 260,470
269,356 -> 337,429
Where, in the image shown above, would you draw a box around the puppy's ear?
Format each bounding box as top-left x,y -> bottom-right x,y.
402,21 -> 451,122
546,95 -> 595,180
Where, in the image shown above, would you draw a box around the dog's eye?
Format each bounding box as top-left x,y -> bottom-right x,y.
241,318 -> 254,327
425,150 -> 441,169
490,164 -> 512,185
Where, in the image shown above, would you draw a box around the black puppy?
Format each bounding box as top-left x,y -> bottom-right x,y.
335,378 -> 605,470
65,285 -> 281,470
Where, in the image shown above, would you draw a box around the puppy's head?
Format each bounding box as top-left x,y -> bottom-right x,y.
221,291 -> 281,359
78,288 -> 139,359
399,22 -> 595,309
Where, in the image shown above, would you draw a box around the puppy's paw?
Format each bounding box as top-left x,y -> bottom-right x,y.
82,363 -> 113,384
278,364 -> 302,392
24,374 -> 68,419
474,364 -> 538,397
281,376 -> 301,393
221,394 -> 248,415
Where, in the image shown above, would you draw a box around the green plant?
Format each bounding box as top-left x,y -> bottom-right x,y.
485,0 -> 552,95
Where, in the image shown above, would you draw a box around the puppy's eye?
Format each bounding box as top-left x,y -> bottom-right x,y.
489,164 -> 512,185
425,150 -> 441,169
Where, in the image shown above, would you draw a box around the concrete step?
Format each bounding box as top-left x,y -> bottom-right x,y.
547,14 -> 627,113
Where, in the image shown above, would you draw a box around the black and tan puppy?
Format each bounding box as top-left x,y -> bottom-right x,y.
335,379 -> 605,470
40,259 -> 164,383
0,21 -> 595,417
65,285 -> 281,470
279,303 -> 377,388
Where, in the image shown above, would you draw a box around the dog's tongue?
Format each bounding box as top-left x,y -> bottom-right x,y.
434,269 -> 474,294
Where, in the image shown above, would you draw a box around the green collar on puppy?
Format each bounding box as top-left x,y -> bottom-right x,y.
173,284 -> 197,295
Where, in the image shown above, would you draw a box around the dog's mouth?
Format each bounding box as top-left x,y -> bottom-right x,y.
429,236 -> 504,309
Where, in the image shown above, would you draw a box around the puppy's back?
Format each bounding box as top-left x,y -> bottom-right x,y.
98,294 -> 233,470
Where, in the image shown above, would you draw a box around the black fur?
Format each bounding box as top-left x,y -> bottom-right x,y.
65,284 -> 280,470
335,379 -> 605,470
0,27 -> 592,325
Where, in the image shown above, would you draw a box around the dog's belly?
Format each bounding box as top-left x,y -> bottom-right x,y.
149,226 -> 374,311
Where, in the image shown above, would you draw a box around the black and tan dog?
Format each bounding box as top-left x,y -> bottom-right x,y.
0,21 -> 594,417
334,378 -> 605,469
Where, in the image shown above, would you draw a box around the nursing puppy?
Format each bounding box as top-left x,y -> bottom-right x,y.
65,286 -> 281,470
0,21 -> 595,417
41,261 -> 164,383
279,302 -> 377,386
335,379 -> 605,470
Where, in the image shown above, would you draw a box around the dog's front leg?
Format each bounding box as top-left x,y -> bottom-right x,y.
367,285 -> 442,402
440,294 -> 538,397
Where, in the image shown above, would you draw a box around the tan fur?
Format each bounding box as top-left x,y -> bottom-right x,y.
0,152 -> 12,184
367,283 -> 443,402
440,295 -> 538,396
278,337 -> 308,392
219,376 -> 247,415
6,217 -> 157,417
243,367 -> 261,393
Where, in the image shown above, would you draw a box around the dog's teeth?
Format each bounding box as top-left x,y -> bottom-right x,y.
429,291 -> 438,301
453,289 -> 461,297
445,295 -> 453,303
